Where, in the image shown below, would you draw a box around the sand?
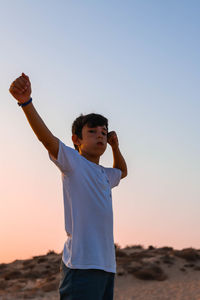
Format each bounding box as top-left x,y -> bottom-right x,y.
0,245 -> 200,299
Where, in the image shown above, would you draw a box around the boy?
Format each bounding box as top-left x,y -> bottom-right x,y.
9,73 -> 128,300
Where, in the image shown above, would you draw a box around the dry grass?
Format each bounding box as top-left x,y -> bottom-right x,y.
173,248 -> 200,261
127,263 -> 168,281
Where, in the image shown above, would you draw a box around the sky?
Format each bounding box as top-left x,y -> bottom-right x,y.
0,0 -> 200,264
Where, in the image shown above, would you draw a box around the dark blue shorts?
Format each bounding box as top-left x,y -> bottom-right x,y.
59,259 -> 115,300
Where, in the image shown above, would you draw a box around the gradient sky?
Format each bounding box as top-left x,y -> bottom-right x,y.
1,0 -> 200,264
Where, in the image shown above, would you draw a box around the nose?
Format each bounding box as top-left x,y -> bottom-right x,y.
97,129 -> 105,139
97,134 -> 103,140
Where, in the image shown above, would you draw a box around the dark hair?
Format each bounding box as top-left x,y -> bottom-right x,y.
72,113 -> 108,152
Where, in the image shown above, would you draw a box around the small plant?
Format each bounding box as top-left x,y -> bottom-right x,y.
114,243 -> 121,250
148,245 -> 155,250
128,264 -> 167,281
47,250 -> 57,255
173,248 -> 200,262
124,244 -> 144,250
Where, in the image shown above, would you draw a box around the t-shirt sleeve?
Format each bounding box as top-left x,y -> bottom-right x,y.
48,139 -> 80,174
103,167 -> 122,189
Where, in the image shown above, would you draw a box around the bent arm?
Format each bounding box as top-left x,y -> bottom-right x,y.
107,131 -> 128,179
112,146 -> 128,179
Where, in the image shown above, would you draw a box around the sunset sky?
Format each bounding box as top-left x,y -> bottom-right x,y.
1,0 -> 200,263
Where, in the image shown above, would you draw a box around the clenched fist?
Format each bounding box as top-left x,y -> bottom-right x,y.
9,73 -> 31,104
107,131 -> 119,149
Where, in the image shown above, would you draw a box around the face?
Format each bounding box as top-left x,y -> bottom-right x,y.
77,124 -> 108,157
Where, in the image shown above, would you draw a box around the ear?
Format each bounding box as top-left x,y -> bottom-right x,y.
72,134 -> 81,146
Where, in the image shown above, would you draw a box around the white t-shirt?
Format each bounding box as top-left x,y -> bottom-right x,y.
48,139 -> 121,273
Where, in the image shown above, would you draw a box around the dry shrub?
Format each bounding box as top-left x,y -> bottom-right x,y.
180,268 -> 186,272
161,254 -> 175,265
173,248 -> 200,261
184,264 -> 195,268
45,265 -> 51,269
41,280 -> 58,292
114,243 -> 121,250
148,245 -> 155,250
23,270 -> 42,279
129,251 -> 154,261
36,277 -> 59,292
0,264 -> 7,271
0,279 -> 7,289
124,245 -> 144,250
45,275 -> 56,282
22,291 -> 38,298
159,246 -> 174,251
128,264 -> 167,281
114,243 -> 128,257
47,250 -> 57,255
117,271 -> 125,276
37,257 -> 48,264
23,260 -> 34,266
116,256 -> 133,270
150,247 -> 174,256
116,249 -> 128,258
4,270 -> 22,280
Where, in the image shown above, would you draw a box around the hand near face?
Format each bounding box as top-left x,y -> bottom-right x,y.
107,131 -> 119,149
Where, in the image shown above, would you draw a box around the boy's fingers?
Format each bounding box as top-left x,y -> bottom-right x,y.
9,85 -> 23,94
19,76 -> 27,85
22,73 -> 30,82
108,132 -> 116,139
14,77 -> 28,89
108,131 -> 115,135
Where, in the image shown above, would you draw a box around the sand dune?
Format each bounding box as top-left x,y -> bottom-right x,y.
0,245 -> 200,299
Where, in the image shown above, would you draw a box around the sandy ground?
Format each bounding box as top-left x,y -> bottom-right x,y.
115,262 -> 200,300
1,246 -> 200,300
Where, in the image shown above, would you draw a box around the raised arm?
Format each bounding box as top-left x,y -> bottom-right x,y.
107,131 -> 128,179
9,73 -> 59,160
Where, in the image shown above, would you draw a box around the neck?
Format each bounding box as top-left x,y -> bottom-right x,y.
79,150 -> 100,165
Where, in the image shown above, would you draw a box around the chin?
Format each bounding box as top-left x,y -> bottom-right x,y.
92,145 -> 107,156
94,149 -> 106,156
99,149 -> 106,155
